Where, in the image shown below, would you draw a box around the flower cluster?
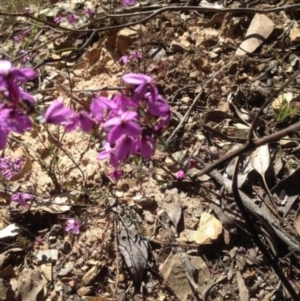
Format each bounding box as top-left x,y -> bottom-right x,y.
65,219 -> 81,235
119,51 -> 142,65
94,73 -> 170,179
44,73 -> 170,180
122,0 -> 136,7
0,156 -> 23,180
0,60 -> 36,149
11,192 -> 33,206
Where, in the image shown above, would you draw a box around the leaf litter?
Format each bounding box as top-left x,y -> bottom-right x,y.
2,0 -> 300,300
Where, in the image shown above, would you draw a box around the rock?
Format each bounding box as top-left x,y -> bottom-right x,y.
41,263 -> 52,282
77,286 -> 93,296
58,262 -> 74,277
190,71 -> 199,79
160,253 -> 210,301
179,212 -> 223,244
194,212 -> 223,244
236,14 -> 274,56
36,249 -> 58,263
290,27 -> 300,42
148,47 -> 166,61
0,279 -> 14,301
82,266 -> 100,285
117,25 -> 147,53
170,40 -> 184,52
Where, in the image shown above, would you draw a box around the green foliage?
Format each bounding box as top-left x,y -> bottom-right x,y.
276,100 -> 299,123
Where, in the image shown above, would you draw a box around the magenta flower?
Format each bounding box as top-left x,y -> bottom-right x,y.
13,36 -> 20,43
97,143 -> 118,167
137,135 -> 155,159
11,192 -> 33,206
22,29 -> 30,37
83,7 -> 94,17
19,87 -> 35,104
45,100 -> 73,125
103,111 -> 141,143
0,156 -> 23,179
129,51 -> 142,60
64,111 -> 94,132
109,168 -> 123,180
6,110 -> 32,133
188,158 -> 197,168
119,55 -> 129,65
154,114 -> 170,132
114,135 -> 136,161
54,15 -> 64,24
122,0 -> 136,7
176,170 -> 185,180
0,60 -> 36,102
147,94 -> 170,117
65,219 -> 81,235
122,73 -> 151,85
90,97 -> 118,122
68,14 -> 78,25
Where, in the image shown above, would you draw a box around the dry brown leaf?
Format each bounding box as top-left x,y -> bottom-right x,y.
163,201 -> 182,232
236,271 -> 250,301
236,14 -> 274,56
250,145 -> 272,198
31,196 -> 71,214
294,206 -> 300,236
17,266 -> 46,301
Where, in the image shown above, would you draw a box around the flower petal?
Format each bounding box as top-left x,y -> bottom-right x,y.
122,73 -> 152,85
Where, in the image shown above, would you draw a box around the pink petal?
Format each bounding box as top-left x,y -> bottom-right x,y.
122,73 -> 152,85
97,150 -> 110,160
125,121 -> 141,136
103,116 -> 121,129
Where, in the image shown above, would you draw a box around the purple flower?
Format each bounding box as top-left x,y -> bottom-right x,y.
119,55 -> 129,65
114,135 -> 136,161
129,51 -> 142,60
154,114 -> 170,132
0,156 -> 23,179
19,87 -> 35,104
122,0 -> 136,7
176,170 -> 185,180
64,111 -> 94,132
103,111 -> 141,143
137,135 -> 155,159
83,7 -> 94,17
11,192 -> 33,206
68,14 -> 78,25
22,29 -> 30,37
65,219 -> 81,235
147,94 -> 170,117
109,168 -> 123,180
13,36 -> 21,43
0,60 -> 36,102
188,158 -> 197,168
122,73 -> 151,85
90,97 -> 118,122
6,110 -> 32,133
19,50 -> 31,64
54,15 -> 64,24
97,143 -> 118,167
45,100 -> 73,125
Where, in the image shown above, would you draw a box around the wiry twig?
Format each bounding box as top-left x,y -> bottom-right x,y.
231,157 -> 299,301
